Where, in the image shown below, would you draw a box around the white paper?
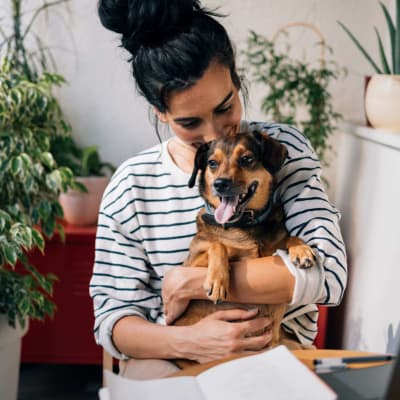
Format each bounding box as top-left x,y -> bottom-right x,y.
103,371 -> 204,400
196,346 -> 336,400
101,346 -> 337,400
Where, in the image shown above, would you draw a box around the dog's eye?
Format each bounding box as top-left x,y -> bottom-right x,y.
208,159 -> 218,170
240,155 -> 254,166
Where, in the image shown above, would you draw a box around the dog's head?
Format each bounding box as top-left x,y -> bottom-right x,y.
188,130 -> 288,225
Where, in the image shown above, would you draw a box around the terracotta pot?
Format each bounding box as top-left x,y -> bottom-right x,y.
365,74 -> 400,132
59,176 -> 110,226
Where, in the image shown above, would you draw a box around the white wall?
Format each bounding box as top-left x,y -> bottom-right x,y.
335,124 -> 400,353
22,0 -> 392,176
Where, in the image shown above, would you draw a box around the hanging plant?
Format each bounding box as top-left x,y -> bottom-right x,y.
241,28 -> 345,165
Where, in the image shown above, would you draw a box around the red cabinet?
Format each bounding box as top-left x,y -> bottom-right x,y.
21,224 -> 328,364
21,224 -> 101,364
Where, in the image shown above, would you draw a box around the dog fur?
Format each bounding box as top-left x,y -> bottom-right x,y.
173,130 -> 315,366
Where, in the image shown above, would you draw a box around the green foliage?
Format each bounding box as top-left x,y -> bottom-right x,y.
50,136 -> 116,177
241,31 -> 344,164
338,0 -> 400,74
0,61 -> 76,327
0,0 -> 72,82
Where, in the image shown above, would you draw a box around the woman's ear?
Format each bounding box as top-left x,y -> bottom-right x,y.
154,107 -> 168,123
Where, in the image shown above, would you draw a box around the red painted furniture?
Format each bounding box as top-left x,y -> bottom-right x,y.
21,223 -> 101,364
315,306 -> 328,349
21,223 -> 328,365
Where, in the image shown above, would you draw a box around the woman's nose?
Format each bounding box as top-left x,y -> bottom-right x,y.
203,121 -> 231,142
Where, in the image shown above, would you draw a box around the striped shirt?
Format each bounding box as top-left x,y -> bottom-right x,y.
89,121 -> 347,359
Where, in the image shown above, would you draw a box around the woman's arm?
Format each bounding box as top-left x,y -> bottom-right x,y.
163,255 -> 295,324
112,309 -> 273,363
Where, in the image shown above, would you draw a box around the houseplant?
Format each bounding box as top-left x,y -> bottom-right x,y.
0,61 -> 76,399
51,135 -> 115,225
1,1 -> 73,398
241,28 -> 344,166
338,0 -> 400,132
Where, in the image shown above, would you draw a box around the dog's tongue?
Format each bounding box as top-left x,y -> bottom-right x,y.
215,196 -> 239,224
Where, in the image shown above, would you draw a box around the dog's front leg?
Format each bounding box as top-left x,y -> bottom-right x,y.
204,242 -> 230,304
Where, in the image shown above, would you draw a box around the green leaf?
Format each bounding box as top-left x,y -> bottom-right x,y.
56,223 -> 65,243
380,1 -> 396,73
396,0 -> 400,73
45,170 -> 62,191
337,21 -> 383,73
32,229 -> 45,253
374,27 -> 391,74
2,243 -> 18,266
40,152 -> 55,169
42,218 -> 56,238
11,156 -> 23,176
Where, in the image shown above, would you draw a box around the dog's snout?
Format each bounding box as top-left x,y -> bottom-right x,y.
213,178 -> 232,193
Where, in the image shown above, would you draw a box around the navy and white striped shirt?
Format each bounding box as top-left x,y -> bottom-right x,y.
89,121 -> 347,359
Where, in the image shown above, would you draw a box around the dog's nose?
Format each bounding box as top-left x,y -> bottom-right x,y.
213,178 -> 233,193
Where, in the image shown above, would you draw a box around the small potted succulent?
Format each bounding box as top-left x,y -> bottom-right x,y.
338,0 -> 400,132
51,135 -> 115,226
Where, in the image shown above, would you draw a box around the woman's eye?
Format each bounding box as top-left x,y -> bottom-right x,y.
240,155 -> 254,165
180,120 -> 200,129
215,105 -> 232,114
208,159 -> 218,169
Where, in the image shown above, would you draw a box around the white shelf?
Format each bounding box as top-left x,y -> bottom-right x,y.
340,121 -> 400,152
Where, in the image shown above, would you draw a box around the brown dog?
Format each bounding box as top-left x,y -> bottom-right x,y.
173,130 -> 315,365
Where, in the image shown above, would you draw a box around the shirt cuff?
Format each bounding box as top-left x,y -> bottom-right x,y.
97,309 -> 146,360
274,249 -> 325,306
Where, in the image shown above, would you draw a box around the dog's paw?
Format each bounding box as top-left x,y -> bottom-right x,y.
288,245 -> 315,269
203,271 -> 229,304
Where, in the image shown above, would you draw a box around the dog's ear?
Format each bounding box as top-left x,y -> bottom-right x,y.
188,142 -> 211,188
253,130 -> 288,174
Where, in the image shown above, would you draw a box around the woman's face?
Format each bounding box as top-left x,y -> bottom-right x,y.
158,62 -> 242,147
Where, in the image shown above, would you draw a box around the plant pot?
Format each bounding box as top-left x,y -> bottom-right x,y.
59,176 -> 110,226
0,315 -> 29,400
365,74 -> 400,132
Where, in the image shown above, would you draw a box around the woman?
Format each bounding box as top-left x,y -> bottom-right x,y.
90,0 -> 347,379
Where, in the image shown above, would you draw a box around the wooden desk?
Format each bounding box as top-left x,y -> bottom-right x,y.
171,349 -> 392,377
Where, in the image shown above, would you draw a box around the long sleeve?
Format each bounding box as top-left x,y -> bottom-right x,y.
90,208 -> 162,359
271,124 -> 347,307
248,121 -> 348,346
89,143 -> 202,359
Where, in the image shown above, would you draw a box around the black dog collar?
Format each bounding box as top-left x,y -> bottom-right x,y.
202,198 -> 274,228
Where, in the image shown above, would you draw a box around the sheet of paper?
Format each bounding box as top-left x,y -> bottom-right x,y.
103,370 -> 205,400
196,346 -> 336,400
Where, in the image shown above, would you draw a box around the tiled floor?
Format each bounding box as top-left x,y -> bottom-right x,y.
18,363 -> 102,400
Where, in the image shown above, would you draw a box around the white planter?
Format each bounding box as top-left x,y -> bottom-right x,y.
59,176 -> 110,226
365,74 -> 400,133
0,315 -> 29,400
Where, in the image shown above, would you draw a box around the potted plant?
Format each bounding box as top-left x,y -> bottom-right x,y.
0,1 -> 73,398
338,0 -> 400,132
51,135 -> 115,226
0,62 -> 76,400
241,27 -> 344,167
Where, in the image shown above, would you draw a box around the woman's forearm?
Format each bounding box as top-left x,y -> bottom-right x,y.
179,255 -> 295,305
112,315 -> 191,359
230,255 -> 295,304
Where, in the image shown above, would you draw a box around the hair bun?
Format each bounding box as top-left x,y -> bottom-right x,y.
98,0 -> 202,54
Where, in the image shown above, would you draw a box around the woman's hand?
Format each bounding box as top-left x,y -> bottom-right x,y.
180,308 -> 273,363
162,267 -> 206,324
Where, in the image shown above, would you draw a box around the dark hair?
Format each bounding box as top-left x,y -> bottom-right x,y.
98,0 -> 242,112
